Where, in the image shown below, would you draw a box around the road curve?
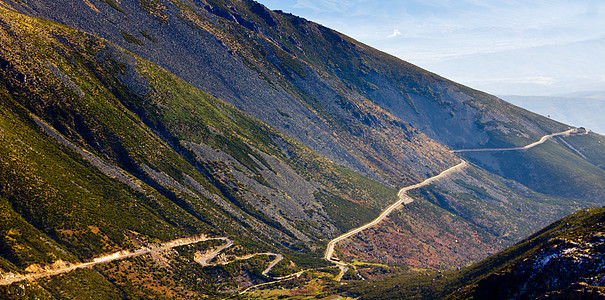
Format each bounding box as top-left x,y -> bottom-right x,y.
451,128 -> 587,153
262,254 -> 284,276
195,238 -> 234,266
0,236 -> 227,286
201,250 -> 283,276
323,160 -> 469,270
1,236 -> 287,287
321,128 -> 589,281
3,129 -> 586,288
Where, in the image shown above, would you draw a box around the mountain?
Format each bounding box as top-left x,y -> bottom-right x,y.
456,207 -> 605,299
259,1 -> 605,98
0,5 -> 399,296
347,207 -> 605,299
0,0 -> 603,298
5,0 -> 604,201
502,93 -> 605,135
5,0 -> 604,198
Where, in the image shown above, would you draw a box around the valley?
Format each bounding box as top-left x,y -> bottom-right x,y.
0,0 -> 603,298
1,129 -> 591,296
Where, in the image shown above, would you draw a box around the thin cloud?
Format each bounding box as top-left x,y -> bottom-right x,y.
388,29 -> 401,38
292,0 -> 323,13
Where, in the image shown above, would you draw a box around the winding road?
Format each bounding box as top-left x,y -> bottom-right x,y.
323,161 -> 469,279
197,247 -> 283,277
194,238 -> 234,266
1,128 -> 588,291
0,236 -> 285,287
323,128 -> 587,281
451,128 -> 587,153
0,236 -> 224,286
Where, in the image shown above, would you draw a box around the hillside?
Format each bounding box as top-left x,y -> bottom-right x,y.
2,0 -> 459,186
6,0 -> 604,201
0,0 -> 583,178
347,207 -> 605,299
0,0 -> 603,298
0,6 -> 402,296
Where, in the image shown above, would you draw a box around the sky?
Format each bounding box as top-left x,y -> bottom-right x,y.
257,0 -> 605,97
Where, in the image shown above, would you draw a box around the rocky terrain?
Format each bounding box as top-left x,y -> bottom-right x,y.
347,207 -> 605,299
456,207 -> 605,299
0,0 -> 603,298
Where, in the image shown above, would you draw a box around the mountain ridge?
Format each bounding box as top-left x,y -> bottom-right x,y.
0,0 -> 603,297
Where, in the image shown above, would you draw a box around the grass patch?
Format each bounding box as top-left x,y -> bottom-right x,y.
139,30 -> 157,43
120,30 -> 145,46
101,0 -> 126,14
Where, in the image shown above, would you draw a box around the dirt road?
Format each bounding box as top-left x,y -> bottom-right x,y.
451,128 -> 587,153
3,129 -> 586,288
0,235 -> 289,290
322,128 -> 589,281
323,160 -> 469,279
0,236 -> 224,286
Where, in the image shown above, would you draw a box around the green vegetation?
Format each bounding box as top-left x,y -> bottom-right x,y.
0,196 -> 77,269
484,141 -> 605,200
409,164 -> 583,245
139,30 -> 157,43
134,56 -> 398,235
120,30 -> 145,45
0,281 -> 54,300
242,269 -> 345,299
101,0 -> 126,14
452,179 -> 492,198
345,207 -> 605,299
270,43 -> 305,79
314,192 -> 378,231
1,1 -> 604,298
40,269 -> 123,300
0,6 -> 400,296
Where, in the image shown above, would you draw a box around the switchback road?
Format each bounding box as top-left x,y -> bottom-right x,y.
0,236 -> 224,286
1,236 -> 286,288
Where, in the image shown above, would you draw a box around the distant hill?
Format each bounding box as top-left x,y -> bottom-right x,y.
502,93 -> 605,135
422,37 -> 605,96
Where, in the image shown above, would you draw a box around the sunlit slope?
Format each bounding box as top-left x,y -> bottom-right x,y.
0,5 -> 401,273
4,0 -> 602,203
0,0 -> 604,297
348,207 -> 605,299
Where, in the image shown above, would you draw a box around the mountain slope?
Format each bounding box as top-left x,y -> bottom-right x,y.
334,164 -> 595,270
0,6 -> 416,296
1,0 -> 459,186
4,0 -> 603,202
0,0 -> 603,297
0,4 -> 399,271
347,207 -> 605,299
455,207 -> 605,299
